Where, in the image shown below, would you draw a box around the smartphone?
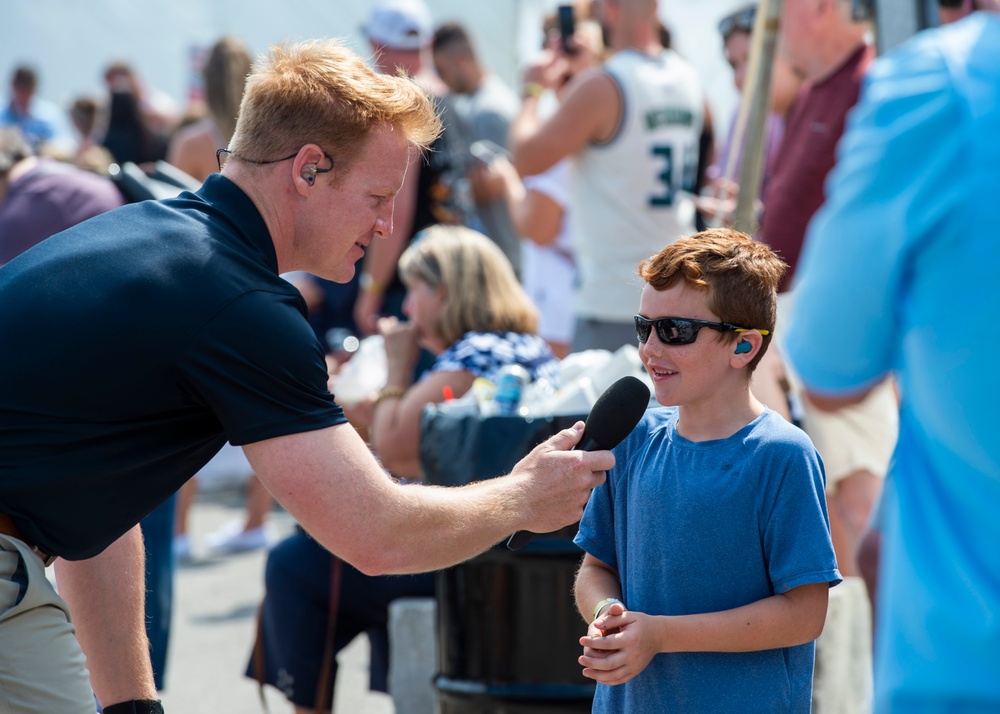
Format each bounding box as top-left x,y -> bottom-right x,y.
469,139 -> 510,165
558,4 -> 577,55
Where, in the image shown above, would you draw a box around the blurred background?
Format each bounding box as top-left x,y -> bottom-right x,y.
0,0 -> 749,157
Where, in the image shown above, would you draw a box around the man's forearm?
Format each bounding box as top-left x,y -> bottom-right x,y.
804,387 -> 873,412
509,95 -> 542,174
249,422 -> 610,578
55,525 -> 157,706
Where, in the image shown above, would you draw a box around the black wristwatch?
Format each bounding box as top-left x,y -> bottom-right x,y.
103,700 -> 164,714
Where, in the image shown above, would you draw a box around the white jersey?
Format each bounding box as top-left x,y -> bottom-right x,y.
571,49 -> 703,321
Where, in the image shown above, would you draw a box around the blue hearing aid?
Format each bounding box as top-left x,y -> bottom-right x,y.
735,340 -> 751,355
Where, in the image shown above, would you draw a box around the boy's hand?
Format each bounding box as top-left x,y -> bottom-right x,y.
579,602 -> 659,685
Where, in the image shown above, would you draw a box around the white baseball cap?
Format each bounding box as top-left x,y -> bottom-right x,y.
364,0 -> 433,50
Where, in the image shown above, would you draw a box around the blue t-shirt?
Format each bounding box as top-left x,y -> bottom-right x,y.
786,14 -> 1000,711
428,330 -> 559,385
575,408 -> 840,713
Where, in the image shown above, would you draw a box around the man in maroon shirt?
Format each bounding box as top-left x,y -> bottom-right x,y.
764,0 -> 897,577
761,4 -> 897,709
760,0 -> 873,291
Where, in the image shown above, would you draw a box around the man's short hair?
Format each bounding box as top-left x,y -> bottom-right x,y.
228,39 -> 441,173
637,228 -> 786,370
11,66 -> 37,91
431,23 -> 476,58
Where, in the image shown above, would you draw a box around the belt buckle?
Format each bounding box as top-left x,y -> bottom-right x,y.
31,546 -> 56,568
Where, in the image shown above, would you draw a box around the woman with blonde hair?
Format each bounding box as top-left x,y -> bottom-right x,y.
167,36 -> 253,182
366,223 -> 558,477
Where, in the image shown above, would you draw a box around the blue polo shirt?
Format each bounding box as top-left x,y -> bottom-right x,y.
0,174 -> 346,560
786,15 -> 1000,711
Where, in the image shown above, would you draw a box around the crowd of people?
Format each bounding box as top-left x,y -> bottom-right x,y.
1,0 -> 996,712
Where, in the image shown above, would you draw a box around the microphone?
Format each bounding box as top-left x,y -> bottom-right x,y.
507,375 -> 651,550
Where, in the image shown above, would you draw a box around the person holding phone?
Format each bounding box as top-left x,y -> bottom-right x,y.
491,12 -> 606,358
509,0 -> 705,353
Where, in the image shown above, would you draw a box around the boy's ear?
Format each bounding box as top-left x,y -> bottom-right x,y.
730,330 -> 764,367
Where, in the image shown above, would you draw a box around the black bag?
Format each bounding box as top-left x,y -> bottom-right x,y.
110,160 -> 200,203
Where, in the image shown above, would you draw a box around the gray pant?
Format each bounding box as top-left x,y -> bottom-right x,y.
0,534 -> 95,714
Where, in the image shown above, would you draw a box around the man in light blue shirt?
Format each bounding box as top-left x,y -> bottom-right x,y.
1,66 -> 75,154
785,9 -> 1000,711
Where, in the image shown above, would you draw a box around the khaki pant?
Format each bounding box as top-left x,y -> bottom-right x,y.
0,534 -> 95,714
776,291 -> 898,486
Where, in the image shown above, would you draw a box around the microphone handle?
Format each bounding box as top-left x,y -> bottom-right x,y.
506,528 -> 536,550
506,438 -> 598,550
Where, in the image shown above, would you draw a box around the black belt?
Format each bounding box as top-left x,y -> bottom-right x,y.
0,512 -> 57,567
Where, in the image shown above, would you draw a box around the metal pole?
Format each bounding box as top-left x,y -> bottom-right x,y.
732,0 -> 784,234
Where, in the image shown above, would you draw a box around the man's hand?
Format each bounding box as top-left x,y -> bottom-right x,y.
579,602 -> 659,685
353,288 -> 384,337
468,160 -> 508,203
521,48 -> 570,94
508,422 -> 612,535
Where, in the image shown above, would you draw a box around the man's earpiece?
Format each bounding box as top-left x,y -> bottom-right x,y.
302,165 -> 317,185
735,340 -> 751,355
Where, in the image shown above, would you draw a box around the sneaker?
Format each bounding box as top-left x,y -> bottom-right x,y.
204,523 -> 270,554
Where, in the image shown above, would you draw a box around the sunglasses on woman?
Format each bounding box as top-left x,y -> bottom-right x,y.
718,4 -> 757,40
634,315 -> 770,345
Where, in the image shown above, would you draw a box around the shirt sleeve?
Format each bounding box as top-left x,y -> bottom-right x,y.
178,289 -> 347,445
474,110 -> 513,150
759,432 -> 842,593
785,44 -> 963,394
574,463 -> 619,572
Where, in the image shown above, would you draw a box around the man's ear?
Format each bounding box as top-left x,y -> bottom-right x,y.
293,144 -> 331,192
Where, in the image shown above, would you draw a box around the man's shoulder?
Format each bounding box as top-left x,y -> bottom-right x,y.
606,47 -> 699,80
470,76 -> 519,116
30,159 -> 124,207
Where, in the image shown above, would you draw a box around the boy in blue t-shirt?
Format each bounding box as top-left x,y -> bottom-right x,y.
574,228 -> 841,713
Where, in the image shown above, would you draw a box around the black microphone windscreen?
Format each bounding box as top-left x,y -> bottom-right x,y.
581,375 -> 651,451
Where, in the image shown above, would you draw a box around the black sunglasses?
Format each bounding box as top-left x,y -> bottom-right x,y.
634,315 -> 770,345
718,5 -> 757,39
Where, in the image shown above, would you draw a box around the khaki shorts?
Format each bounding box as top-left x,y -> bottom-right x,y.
777,292 -> 899,489
0,534 -> 96,714
797,376 -> 898,488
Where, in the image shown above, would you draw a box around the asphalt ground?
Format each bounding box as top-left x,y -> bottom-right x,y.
157,484 -> 394,714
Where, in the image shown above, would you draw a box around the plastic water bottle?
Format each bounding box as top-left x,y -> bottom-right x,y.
493,365 -> 530,416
